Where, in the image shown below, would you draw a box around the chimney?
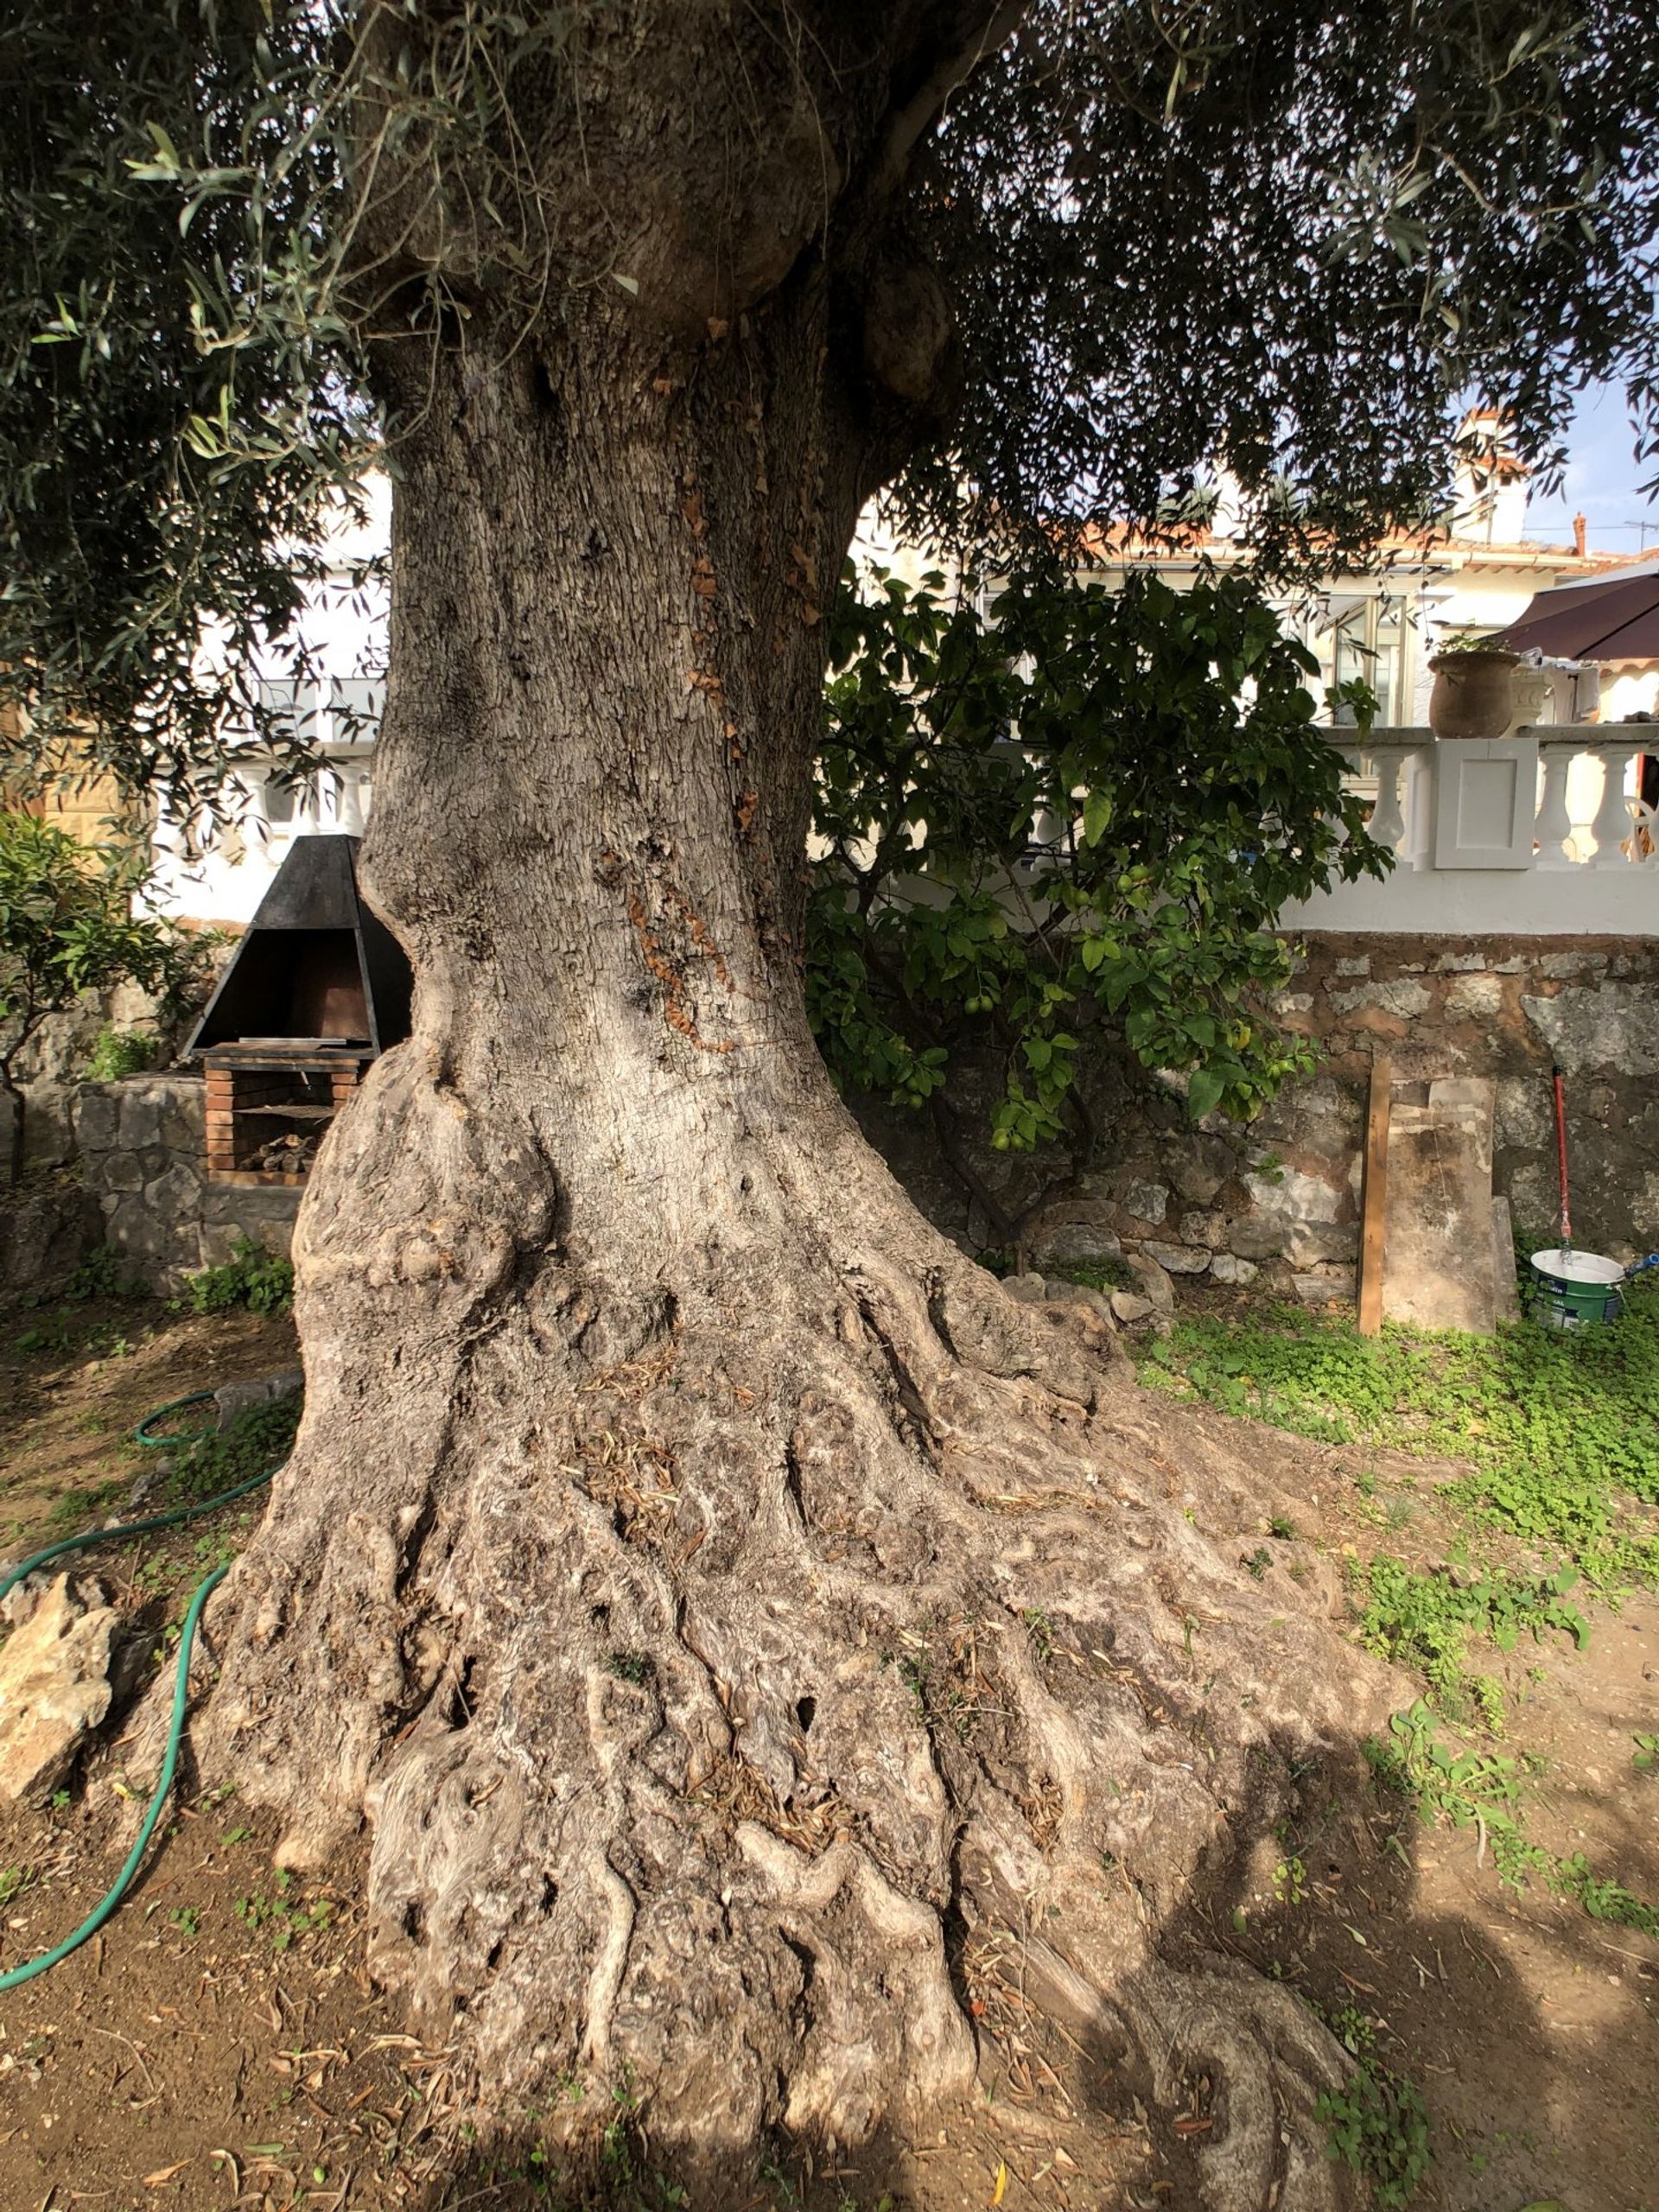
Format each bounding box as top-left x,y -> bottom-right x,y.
1573,512 -> 1587,557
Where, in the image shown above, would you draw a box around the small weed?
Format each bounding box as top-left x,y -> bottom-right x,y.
159,1396 -> 300,1510
185,1235 -> 295,1317
1358,1556 -> 1586,1711
1241,1545 -> 1272,1580
16,1308 -> 76,1357
1268,1514 -> 1297,1541
1382,1700 -> 1659,1927
233,1869 -> 334,1952
1634,1732 -> 1659,1776
64,1243 -> 149,1302
1318,2058 -> 1432,2209
1022,1606 -> 1055,1657
1272,1852 -> 1307,1905
1048,1253 -> 1135,1293
607,1651 -> 654,1687
1318,2044 -> 1433,2202
169,1905 -> 201,1938
0,1866 -> 36,1906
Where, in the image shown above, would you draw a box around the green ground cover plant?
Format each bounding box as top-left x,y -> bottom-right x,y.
185,1235 -> 296,1318
1140,1289 -> 1659,1953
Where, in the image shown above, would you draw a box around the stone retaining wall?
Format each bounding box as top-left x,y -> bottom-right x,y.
41,932 -> 1659,1305
855,933 -> 1659,1296
73,1073 -> 300,1290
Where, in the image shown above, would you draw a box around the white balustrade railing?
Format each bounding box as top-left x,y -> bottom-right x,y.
1280,723 -> 1658,936
153,722 -> 1656,937
150,749 -> 375,925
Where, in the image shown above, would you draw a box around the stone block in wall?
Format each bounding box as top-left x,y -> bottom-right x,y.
71,1089 -> 119,1154
98,1149 -> 145,1196
1522,983 -> 1659,1077
1228,1216 -> 1288,1260
1445,973 -> 1503,1020
117,1087 -> 165,1151
1122,1179 -> 1167,1224
1179,1211 -> 1228,1249
1328,979 -> 1433,1020
200,1183 -> 301,1267
1210,1253 -> 1258,1285
1242,1165 -> 1341,1224
1284,1222 -> 1358,1266
104,1190 -> 200,1277
1143,1240 -> 1211,1274
1027,1202 -> 1122,1266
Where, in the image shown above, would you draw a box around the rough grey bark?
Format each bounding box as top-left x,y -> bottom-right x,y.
192,10 -> 1399,2202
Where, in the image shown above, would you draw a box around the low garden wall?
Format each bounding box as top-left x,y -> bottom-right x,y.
22,932 -> 1659,1306
855,932 -> 1659,1294
73,1073 -> 300,1291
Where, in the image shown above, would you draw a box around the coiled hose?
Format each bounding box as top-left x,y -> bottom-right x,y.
0,1390 -> 283,1992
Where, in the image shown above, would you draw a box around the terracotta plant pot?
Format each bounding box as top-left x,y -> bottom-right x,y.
1427,648 -> 1520,739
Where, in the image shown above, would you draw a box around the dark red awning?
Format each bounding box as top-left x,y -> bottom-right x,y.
1499,571 -> 1659,661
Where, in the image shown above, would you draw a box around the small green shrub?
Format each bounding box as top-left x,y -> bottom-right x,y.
186,1235 -> 294,1317
161,1395 -> 301,1507
1318,2059 -> 1432,2209
86,1026 -> 157,1081
64,1242 -> 149,1301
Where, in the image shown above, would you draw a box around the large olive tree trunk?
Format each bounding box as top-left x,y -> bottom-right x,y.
199,14 -> 1396,2205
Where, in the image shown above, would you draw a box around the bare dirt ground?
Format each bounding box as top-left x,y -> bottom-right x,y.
0,1286 -> 1653,2212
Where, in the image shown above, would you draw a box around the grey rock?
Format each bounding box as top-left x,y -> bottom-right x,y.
1522,984 -> 1659,1077
1210,1252 -> 1259,1286
0,1574 -> 117,1803
1125,1250 -> 1176,1313
1285,1222 -> 1359,1266
1179,1211 -> 1227,1249
1495,1076 -> 1551,1152
117,1088 -> 163,1151
1143,1241 -> 1211,1275
1044,1281 -> 1116,1330
1000,1271 -> 1048,1305
1109,1290 -> 1155,1324
99,1150 -> 145,1195
1166,1143 -> 1233,1205
1334,956 -> 1371,978
72,1087 -> 120,1154
1445,973 -> 1503,1020
214,1368 -> 305,1427
1242,1165 -> 1342,1224
1027,1202 -> 1122,1266
1293,1268 -> 1357,1305
1228,1216 -> 1288,1260
1539,951 -> 1608,980
1122,1179 -> 1168,1225
1269,991 -> 1315,1016
1329,979 -> 1433,1020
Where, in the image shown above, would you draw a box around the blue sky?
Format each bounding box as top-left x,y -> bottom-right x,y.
1522,382 -> 1659,552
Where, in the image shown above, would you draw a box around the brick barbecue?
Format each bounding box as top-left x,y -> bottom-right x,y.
187,835 -> 411,1189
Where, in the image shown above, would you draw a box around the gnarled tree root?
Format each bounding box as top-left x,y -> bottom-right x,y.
184,1087 -> 1397,2209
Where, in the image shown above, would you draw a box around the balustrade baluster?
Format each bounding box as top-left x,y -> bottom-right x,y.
1590,742 -> 1638,868
1534,744 -> 1576,868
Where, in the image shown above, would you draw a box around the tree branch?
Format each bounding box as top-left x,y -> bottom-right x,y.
870,1 -> 1031,199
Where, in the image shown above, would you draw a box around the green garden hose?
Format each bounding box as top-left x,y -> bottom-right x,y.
0,1389 -> 287,1991
0,1564 -> 228,1991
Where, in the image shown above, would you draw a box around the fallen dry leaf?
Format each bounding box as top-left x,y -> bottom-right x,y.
143,2161 -> 189,2188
